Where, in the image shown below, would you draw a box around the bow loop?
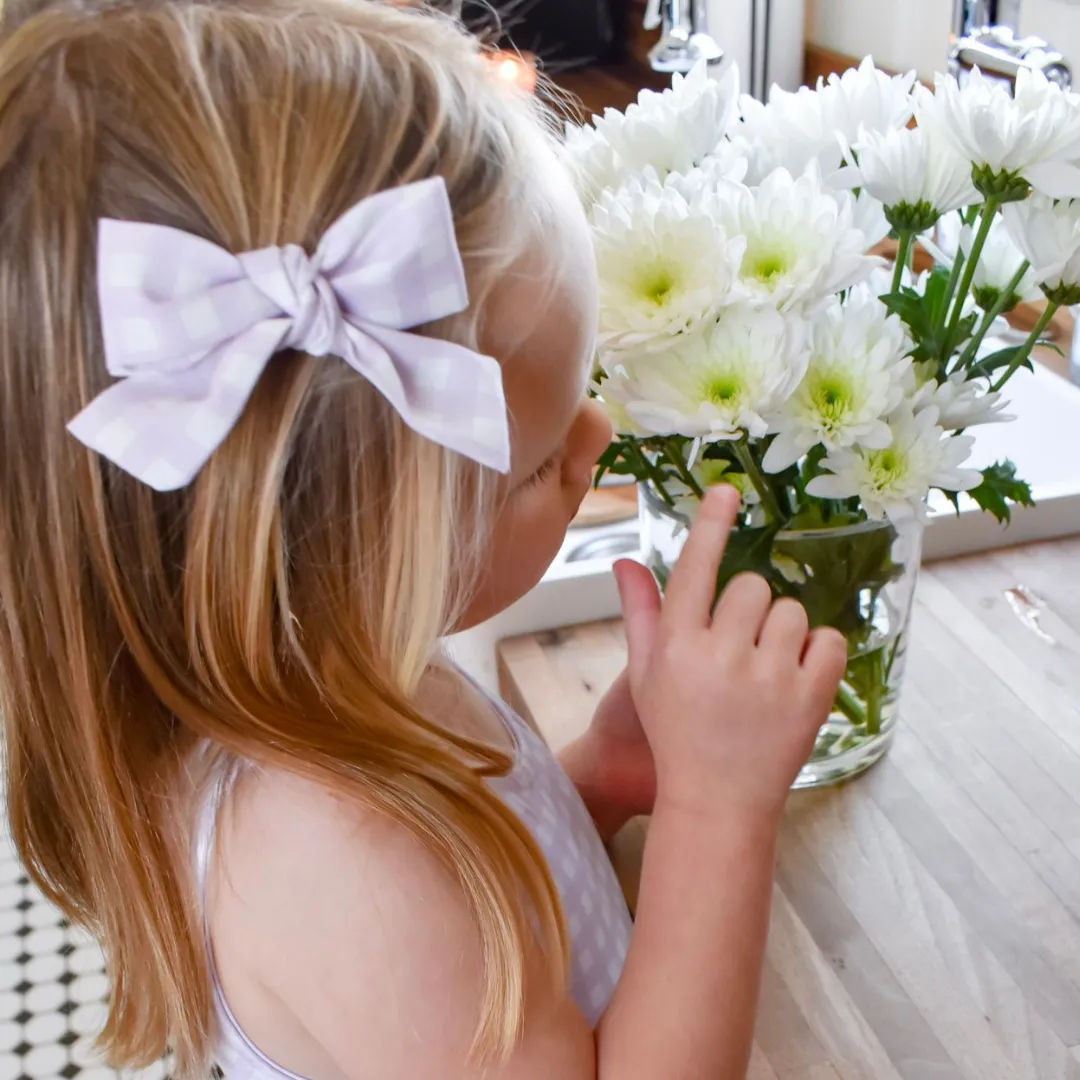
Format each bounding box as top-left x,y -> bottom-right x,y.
68,177 -> 511,490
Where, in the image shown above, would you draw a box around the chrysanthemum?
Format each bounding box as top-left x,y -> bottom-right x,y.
924,67 -> 1080,200
1001,194 -> 1080,303
561,122 -> 627,209
714,167 -> 880,311
737,58 -> 915,185
854,122 -> 979,231
763,291 -> 910,472
913,372 -> 1013,430
591,63 -> 739,178
807,407 -> 980,521
598,307 -> 809,440
591,176 -> 746,356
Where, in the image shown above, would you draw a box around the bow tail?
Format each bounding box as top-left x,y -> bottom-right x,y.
344,322 -> 511,474
68,322 -> 286,492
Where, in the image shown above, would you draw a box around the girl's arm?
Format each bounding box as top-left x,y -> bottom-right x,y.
217,773 -> 783,1080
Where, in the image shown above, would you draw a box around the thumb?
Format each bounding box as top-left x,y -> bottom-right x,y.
614,559 -> 661,677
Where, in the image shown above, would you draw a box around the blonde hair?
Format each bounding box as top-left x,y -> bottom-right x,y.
0,1 -> 570,1074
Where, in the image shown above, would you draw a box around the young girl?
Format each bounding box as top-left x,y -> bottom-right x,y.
0,2 -> 847,1078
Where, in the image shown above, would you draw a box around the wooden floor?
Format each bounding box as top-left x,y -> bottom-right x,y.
499,536 -> 1080,1080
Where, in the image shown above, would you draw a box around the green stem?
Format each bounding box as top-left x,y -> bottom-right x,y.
892,231 -> 913,294
990,302 -> 1057,392
946,198 -> 999,340
662,438 -> 705,499
941,206 -> 984,317
732,436 -> 785,524
626,442 -> 676,507
865,649 -> 884,736
834,681 -> 867,728
954,258 -> 1031,373
884,636 -> 901,681
940,246 -> 967,326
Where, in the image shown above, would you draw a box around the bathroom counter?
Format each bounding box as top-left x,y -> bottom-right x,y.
497,534 -> 1080,1080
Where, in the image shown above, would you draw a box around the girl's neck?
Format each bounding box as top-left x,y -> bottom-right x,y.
416,660 -> 514,752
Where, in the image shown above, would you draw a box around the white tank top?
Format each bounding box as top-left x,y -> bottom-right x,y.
193,697 -> 632,1080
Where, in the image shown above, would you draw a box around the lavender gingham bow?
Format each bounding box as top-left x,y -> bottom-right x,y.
67,177 -> 511,491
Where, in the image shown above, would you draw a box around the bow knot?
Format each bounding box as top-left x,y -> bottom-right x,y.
240,244 -> 344,358
68,177 -> 511,491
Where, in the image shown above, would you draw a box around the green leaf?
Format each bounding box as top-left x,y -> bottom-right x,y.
770,522 -> 903,634
880,268 -> 976,372
880,287 -> 933,339
966,345 -> 1034,381
713,524 -> 783,601
966,459 -> 1035,524
593,440 -> 652,487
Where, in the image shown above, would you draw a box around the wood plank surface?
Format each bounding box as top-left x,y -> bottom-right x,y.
497,536 -> 1080,1080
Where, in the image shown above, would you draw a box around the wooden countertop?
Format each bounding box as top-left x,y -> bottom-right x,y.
497,535 -> 1080,1080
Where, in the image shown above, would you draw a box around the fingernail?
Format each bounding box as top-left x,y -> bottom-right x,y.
612,560 -> 627,590
702,485 -> 735,514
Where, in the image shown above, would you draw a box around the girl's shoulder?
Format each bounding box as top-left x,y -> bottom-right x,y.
207,764 -> 471,1072
204,763 -> 590,1079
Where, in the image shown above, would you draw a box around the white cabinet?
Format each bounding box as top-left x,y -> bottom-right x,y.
704,0 -> 808,95
806,0 -> 953,80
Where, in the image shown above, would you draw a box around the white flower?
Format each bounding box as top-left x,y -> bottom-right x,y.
715,166 -> 880,310
663,141 -> 750,199
854,124 -> 978,223
592,63 -> 739,178
562,122 -> 626,208
763,291 -> 911,472
846,188 -> 892,251
718,131 -> 779,188
737,87 -> 839,182
593,377 -> 651,437
818,57 -> 917,146
600,306 -> 810,440
806,406 -> 980,521
1001,193 -> 1080,295
591,176 -> 746,356
961,218 -> 1041,305
924,67 -> 1080,198
914,371 -> 1013,429
736,59 -> 915,185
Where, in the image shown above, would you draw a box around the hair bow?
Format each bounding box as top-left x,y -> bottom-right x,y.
67,177 -> 511,491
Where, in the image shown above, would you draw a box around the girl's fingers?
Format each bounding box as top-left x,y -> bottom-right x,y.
661,486 -> 740,630
615,559 -> 662,676
711,572 -> 773,644
801,627 -> 849,713
757,597 -> 810,655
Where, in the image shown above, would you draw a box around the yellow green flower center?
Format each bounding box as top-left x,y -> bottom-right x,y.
745,250 -> 788,283
808,373 -> 853,431
704,373 -> 742,404
866,447 -> 907,489
637,265 -> 678,307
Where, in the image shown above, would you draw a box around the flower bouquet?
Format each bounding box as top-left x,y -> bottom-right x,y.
564,59 -> 1080,787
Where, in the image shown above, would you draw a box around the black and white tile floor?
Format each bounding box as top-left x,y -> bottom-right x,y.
0,830 -> 172,1080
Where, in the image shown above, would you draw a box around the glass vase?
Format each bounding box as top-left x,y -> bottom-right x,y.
638,483 -> 924,789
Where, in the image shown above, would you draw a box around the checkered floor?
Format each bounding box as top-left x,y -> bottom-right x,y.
0,831 -> 172,1080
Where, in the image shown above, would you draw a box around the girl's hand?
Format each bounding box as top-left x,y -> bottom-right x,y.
559,669 -> 656,841
613,485 -> 848,825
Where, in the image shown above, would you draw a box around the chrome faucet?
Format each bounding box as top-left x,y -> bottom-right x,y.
951,0 -> 1071,89
643,0 -> 722,74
